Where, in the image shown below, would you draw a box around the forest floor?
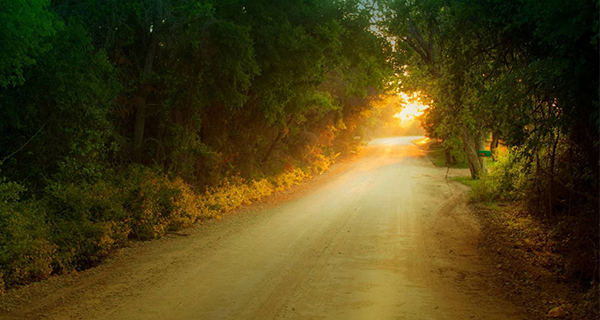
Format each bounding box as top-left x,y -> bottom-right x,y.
0,136 -> 529,319
468,202 -> 598,320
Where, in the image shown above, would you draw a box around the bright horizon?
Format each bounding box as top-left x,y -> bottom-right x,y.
394,92 -> 429,126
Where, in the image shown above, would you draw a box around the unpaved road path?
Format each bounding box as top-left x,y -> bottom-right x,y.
1,136 -> 525,320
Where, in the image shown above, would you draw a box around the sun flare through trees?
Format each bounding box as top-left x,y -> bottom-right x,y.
0,0 -> 598,318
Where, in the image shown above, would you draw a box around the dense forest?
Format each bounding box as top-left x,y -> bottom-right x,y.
0,0 -> 598,305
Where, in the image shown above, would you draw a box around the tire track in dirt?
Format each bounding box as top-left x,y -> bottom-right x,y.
1,136 -> 526,320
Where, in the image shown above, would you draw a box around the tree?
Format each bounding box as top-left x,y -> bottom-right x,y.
382,0 -> 489,178
0,10 -> 119,189
0,0 -> 56,88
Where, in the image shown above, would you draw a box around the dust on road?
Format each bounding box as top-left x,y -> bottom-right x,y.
1,136 -> 525,320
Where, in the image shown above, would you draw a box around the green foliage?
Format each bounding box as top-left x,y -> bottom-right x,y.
121,165 -> 186,240
455,145 -> 599,285
453,150 -> 530,203
44,181 -> 129,271
484,150 -> 530,200
451,174 -> 499,203
0,0 -> 56,87
0,0 -> 395,292
425,139 -> 468,168
384,0 -> 598,213
0,17 -> 120,189
0,179 -> 54,290
0,162 -> 314,291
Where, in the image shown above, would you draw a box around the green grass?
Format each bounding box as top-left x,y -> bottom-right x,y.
427,146 -> 470,169
451,175 -> 482,188
451,175 -> 501,203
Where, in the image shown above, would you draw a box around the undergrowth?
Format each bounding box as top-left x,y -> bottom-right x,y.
452,151 -> 599,319
0,164 -> 313,293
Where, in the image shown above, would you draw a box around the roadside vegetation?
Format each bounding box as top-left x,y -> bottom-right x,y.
414,137 -> 468,169
0,165 -> 311,294
450,151 -> 598,319
0,0 -> 395,293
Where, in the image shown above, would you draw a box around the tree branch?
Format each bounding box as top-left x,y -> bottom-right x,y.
0,121 -> 49,167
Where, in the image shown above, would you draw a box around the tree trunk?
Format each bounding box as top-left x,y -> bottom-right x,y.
262,117 -> 294,165
548,130 -> 560,218
133,95 -> 147,163
535,153 -> 546,218
444,148 -> 452,166
460,124 -> 482,179
490,131 -> 500,159
475,130 -> 486,171
132,32 -> 158,163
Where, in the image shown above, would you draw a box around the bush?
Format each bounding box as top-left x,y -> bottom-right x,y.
164,178 -> 203,230
50,219 -> 120,272
458,149 -> 530,203
197,168 -> 309,218
0,179 -> 54,289
0,164 -> 314,292
44,181 -> 129,271
269,168 -> 309,191
485,149 -> 530,201
120,165 -> 176,240
121,165 -> 222,238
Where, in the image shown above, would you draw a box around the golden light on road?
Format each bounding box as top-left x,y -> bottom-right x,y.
394,92 -> 429,126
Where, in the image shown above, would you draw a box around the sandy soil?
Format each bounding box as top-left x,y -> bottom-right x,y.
0,136 -> 526,320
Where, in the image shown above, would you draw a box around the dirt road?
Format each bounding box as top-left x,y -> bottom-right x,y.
1,136 -> 525,320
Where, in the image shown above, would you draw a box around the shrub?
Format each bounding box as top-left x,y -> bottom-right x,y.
249,178 -> 275,199
485,149 -> 530,201
0,179 -> 54,288
0,163 -> 315,292
165,178 -> 203,230
196,168 -> 309,219
120,165 -> 210,239
50,218 -> 118,272
199,177 -> 252,217
306,147 -> 337,175
270,168 -> 309,191
44,181 -> 129,271
465,147 -> 599,287
120,165 -> 173,240
462,149 -> 531,203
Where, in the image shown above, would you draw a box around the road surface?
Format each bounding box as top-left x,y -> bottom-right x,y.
1,136 -> 524,319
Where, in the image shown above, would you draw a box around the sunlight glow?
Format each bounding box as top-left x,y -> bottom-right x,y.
393,92 -> 429,126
